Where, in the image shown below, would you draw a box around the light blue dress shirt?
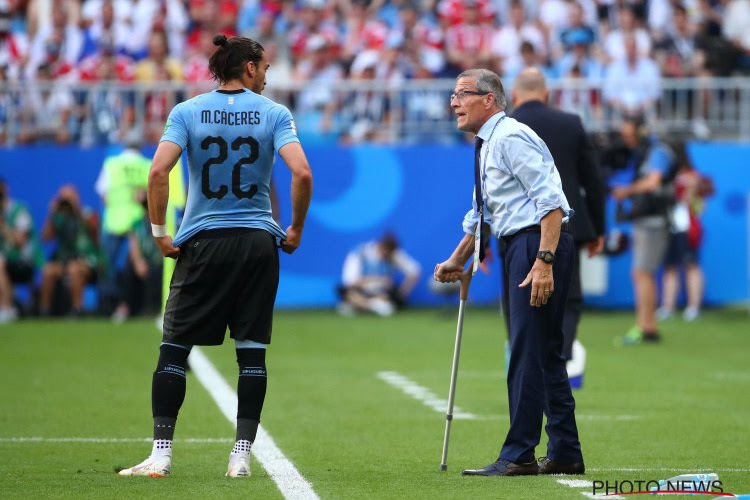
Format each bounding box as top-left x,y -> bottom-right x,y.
462,111 -> 573,238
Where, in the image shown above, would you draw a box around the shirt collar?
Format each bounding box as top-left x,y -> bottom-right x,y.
476,111 -> 505,141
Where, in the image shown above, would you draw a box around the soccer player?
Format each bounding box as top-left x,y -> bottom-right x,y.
118,34 -> 313,478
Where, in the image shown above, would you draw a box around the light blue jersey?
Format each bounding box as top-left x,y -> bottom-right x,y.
161,88 -> 299,246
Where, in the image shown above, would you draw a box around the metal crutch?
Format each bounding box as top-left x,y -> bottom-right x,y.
440,265 -> 474,471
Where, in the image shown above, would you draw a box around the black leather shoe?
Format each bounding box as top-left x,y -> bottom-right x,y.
538,457 -> 585,475
462,459 -> 539,476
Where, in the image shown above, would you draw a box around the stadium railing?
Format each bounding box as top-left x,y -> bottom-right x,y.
1,77 -> 749,146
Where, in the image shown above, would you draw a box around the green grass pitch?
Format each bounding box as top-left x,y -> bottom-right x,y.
1,307 -> 749,499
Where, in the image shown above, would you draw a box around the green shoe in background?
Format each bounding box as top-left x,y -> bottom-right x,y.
619,326 -> 642,346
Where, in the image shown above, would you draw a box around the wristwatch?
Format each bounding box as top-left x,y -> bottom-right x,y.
537,250 -> 555,264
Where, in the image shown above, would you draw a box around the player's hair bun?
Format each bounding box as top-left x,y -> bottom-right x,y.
213,34 -> 228,47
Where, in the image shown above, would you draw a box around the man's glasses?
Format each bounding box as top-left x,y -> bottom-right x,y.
450,90 -> 489,102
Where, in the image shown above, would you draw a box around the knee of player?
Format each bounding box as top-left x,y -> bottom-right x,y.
236,348 -> 267,378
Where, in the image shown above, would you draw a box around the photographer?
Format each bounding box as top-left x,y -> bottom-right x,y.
39,185 -> 99,317
0,179 -> 43,322
610,115 -> 676,344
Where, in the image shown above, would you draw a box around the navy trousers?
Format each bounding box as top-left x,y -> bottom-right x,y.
498,231 -> 583,464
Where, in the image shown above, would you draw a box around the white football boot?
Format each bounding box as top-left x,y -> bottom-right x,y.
118,455 -> 171,477
226,454 -> 251,477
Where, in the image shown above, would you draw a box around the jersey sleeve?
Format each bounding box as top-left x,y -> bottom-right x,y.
160,102 -> 190,150
644,144 -> 671,176
271,104 -> 301,151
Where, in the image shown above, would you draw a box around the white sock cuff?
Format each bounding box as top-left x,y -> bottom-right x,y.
231,439 -> 252,455
151,439 -> 173,457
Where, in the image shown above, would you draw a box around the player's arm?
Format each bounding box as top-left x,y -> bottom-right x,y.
278,142 -> 313,254
148,140 -> 182,259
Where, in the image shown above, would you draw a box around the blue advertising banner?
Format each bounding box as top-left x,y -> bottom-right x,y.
1,142 -> 746,308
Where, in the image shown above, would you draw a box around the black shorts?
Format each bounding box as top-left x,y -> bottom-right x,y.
162,228 -> 279,346
5,260 -> 34,283
664,231 -> 698,267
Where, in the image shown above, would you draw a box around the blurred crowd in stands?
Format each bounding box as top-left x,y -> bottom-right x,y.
0,0 -> 749,144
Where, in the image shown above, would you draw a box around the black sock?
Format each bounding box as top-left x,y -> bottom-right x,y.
152,344 -> 190,440
236,348 -> 267,443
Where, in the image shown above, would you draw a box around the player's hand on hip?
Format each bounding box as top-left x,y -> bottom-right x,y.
519,260 -> 554,307
281,226 -> 302,254
434,260 -> 463,283
155,235 -> 180,259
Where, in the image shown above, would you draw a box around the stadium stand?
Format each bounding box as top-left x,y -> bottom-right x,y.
0,0 -> 749,144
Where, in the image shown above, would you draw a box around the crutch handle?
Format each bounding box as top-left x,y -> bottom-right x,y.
459,264 -> 474,301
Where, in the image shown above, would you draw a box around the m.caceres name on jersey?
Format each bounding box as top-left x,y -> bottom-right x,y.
200,109 -> 261,126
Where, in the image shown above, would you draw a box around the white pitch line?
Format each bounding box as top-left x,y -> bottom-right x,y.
189,347 -> 319,500
377,371 -> 476,419
588,467 -> 750,472
558,479 -> 593,488
576,415 -> 640,421
0,437 -> 233,444
556,477 -> 624,499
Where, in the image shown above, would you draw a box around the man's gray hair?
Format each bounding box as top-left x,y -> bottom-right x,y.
457,68 -> 506,110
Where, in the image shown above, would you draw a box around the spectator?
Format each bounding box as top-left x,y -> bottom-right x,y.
242,9 -> 287,51
0,64 -> 16,143
538,0 -> 571,52
17,62 -> 74,144
444,0 -> 493,73
491,0 -> 547,77
611,115 -> 675,344
26,2 -> 81,80
603,34 -> 660,116
27,0 -> 82,38
556,29 -> 604,80
0,3 -> 28,82
0,178 -> 42,322
288,0 -> 339,64
78,0 -> 128,60
95,140 -> 151,313
722,0 -> 750,70
505,40 -> 558,82
389,2 -> 446,76
80,0 -> 132,29
437,0 -> 495,27
110,190 -> 163,323
77,43 -> 136,144
39,185 -> 98,317
293,34 -> 344,142
183,27 -> 216,93
390,1 -> 444,54
129,0 -> 189,60
658,144 -> 714,322
340,50 -> 392,143
553,63 -> 601,123
341,0 -> 388,66
337,233 -> 421,316
135,30 -> 183,142
135,30 -> 182,82
654,5 -> 706,77
603,5 -> 652,62
559,2 -> 596,59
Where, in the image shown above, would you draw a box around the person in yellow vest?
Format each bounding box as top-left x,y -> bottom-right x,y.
95,139 -> 152,314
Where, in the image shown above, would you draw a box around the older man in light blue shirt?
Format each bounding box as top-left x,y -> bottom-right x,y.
435,68 -> 584,477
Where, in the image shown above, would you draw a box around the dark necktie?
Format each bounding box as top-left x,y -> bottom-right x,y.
474,136 -> 485,262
